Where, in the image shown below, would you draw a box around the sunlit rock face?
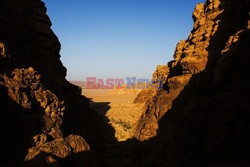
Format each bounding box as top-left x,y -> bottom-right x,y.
132,0 -> 250,165
0,0 -> 249,166
0,0 -> 91,166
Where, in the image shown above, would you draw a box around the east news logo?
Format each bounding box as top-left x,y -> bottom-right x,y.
86,77 -> 163,89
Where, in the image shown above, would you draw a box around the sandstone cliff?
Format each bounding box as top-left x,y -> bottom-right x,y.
0,0 -> 249,166
0,0 -> 111,166
132,0 -> 250,166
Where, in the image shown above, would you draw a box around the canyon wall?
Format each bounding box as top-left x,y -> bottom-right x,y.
132,0 -> 250,166
0,0 -> 108,166
0,0 -> 249,166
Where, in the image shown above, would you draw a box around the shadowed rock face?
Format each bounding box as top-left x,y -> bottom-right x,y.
132,0 -> 250,166
0,0 -> 249,166
0,0 -> 95,166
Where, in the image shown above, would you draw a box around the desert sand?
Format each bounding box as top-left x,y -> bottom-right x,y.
82,85 -> 145,141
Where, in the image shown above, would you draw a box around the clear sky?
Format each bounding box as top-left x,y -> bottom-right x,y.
42,0 -> 204,81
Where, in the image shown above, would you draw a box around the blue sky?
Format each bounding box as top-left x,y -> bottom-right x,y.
42,0 -> 204,81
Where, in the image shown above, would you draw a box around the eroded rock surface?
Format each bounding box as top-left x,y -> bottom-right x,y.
132,0 -> 250,166
0,0 -> 93,166
0,0 -> 249,166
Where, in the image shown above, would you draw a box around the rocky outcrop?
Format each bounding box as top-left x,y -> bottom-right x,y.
0,0 -> 249,166
132,0 -> 250,166
0,0 -> 99,166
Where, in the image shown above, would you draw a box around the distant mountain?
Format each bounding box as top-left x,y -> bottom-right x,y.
70,81 -> 87,88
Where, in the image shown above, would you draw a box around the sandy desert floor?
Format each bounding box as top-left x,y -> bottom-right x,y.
82,86 -> 145,141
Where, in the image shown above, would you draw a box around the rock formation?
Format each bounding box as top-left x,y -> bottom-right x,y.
0,0 -> 249,166
0,0 -> 110,166
132,0 -> 250,166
